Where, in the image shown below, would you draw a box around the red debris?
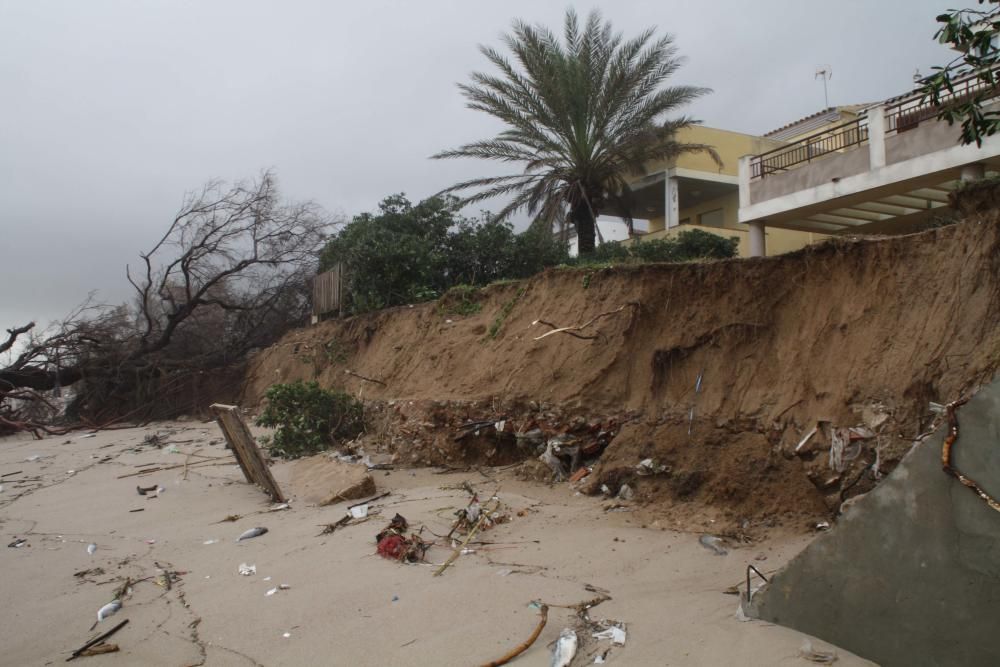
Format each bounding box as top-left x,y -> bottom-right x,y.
377,534 -> 408,560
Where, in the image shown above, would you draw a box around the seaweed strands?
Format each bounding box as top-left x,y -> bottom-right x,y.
942,398 -> 1000,513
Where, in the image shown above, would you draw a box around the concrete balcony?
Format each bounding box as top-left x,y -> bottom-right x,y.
738,75 -> 1000,256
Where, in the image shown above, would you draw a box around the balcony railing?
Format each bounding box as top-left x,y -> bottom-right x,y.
749,117 -> 869,179
886,69 -> 1000,134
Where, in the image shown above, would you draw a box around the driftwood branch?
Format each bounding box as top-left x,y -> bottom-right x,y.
344,369 -> 386,386
434,491 -> 501,576
478,604 -> 549,667
531,303 -> 637,341
66,619 -> 129,661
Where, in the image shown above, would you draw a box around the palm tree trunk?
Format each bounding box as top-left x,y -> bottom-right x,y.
572,202 -> 597,255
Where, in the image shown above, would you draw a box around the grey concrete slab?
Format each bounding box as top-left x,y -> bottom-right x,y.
747,381 -> 1000,667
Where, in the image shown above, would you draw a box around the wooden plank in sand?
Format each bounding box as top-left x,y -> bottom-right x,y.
210,404 -> 286,503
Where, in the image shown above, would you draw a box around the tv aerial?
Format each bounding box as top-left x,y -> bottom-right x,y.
815,65 -> 832,108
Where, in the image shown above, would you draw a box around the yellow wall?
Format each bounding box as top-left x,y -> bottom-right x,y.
645,190 -> 825,257
620,124 -> 828,257
637,126 -> 786,177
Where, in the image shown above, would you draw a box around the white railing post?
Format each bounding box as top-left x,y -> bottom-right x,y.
665,173 -> 680,229
867,104 -> 887,169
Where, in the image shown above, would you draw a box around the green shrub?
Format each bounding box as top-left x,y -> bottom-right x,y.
439,285 -> 483,316
572,228 -> 739,266
255,380 -> 364,458
487,287 -> 526,339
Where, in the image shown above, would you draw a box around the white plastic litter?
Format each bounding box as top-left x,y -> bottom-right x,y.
203,539 -> 219,545
799,639 -> 838,663
238,563 -> 256,576
87,543 -> 97,555
349,504 -> 368,519
592,625 -> 626,646
97,600 -> 121,622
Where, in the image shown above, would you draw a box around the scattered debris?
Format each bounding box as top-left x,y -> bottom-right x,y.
551,628 -> 578,667
203,539 -> 219,545
799,639 -> 838,663
616,484 -> 634,501
376,513 -> 429,563
8,538 -> 27,548
265,585 -> 290,596
136,485 -> 158,496
435,492 -> 504,576
96,600 -> 122,622
238,563 -> 257,576
635,458 -> 667,476
569,467 -> 591,483
795,426 -> 818,454
74,567 -> 105,578
814,521 -> 830,531
699,534 -> 728,556
478,603 -> 548,667
66,619 -> 129,662
592,621 -> 627,646
350,504 -> 369,519
237,527 -> 268,542
87,543 -> 97,556
79,643 -> 119,657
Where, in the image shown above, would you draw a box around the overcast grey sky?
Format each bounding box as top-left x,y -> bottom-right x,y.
0,0 -> 956,329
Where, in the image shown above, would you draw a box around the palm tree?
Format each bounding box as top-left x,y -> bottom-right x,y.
433,9 -> 719,255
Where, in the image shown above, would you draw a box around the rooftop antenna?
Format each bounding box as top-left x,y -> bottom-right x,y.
815,65 -> 832,108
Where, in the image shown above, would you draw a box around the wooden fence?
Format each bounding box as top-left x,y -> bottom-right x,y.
312,264 -> 344,320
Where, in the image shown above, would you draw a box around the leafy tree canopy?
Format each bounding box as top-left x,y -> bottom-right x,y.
923,0 -> 1000,145
318,194 -> 567,313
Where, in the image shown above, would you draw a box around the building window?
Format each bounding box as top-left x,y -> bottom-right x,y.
698,208 -> 725,228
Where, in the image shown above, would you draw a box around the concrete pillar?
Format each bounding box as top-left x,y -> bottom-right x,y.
665,174 -> 680,229
867,104 -> 886,170
748,221 -> 766,258
961,163 -> 986,182
737,156 -> 752,207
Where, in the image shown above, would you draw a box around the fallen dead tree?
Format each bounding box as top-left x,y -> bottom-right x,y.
1,171 -> 332,436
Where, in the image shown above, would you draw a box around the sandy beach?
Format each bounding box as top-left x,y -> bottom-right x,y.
0,422 -> 872,666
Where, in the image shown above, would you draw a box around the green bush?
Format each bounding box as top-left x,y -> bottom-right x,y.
573,228 -> 739,265
318,194 -> 568,314
255,380 -> 364,458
